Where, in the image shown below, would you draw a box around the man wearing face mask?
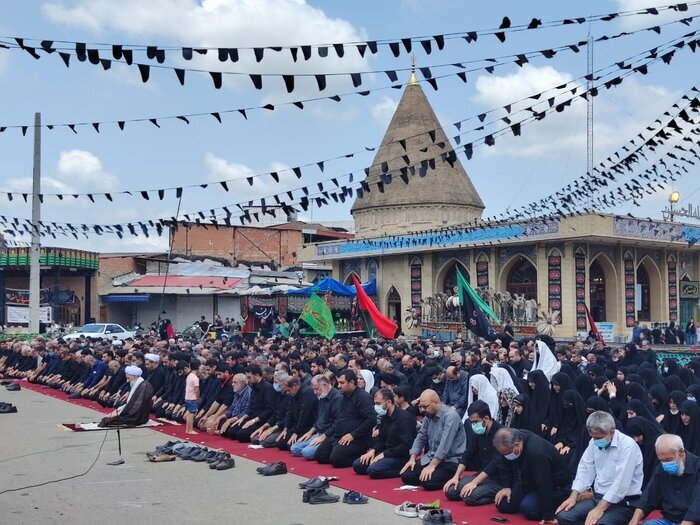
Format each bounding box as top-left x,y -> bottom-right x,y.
289,374 -> 343,461
486,427 -> 571,523
353,388 -> 416,479
629,434 -> 700,525
444,400 -> 504,505
556,411 -> 643,525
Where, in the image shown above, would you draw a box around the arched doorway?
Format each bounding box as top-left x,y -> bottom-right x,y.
441,262 -> 469,295
387,286 -> 402,332
637,265 -> 651,321
506,258 -> 537,299
343,272 -> 360,285
589,260 -> 606,322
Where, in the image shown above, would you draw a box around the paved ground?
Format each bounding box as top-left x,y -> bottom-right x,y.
0,386 -> 410,525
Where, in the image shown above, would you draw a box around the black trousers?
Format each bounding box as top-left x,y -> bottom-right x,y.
315,439 -> 367,468
229,421 -> 263,442
400,461 -> 458,491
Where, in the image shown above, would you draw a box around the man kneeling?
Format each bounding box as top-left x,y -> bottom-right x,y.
99,365 -> 153,427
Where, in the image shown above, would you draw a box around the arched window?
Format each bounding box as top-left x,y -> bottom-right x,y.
589,260 -> 606,322
507,258 -> 537,299
387,286 -> 402,332
637,265 -> 651,321
343,272 -> 360,285
443,263 -> 469,295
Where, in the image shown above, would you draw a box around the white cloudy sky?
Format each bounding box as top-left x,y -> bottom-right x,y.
1,0 -> 700,251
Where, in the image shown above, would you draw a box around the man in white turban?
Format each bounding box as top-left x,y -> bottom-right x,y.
99,365 -> 153,427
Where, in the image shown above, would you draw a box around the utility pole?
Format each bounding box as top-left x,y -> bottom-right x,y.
587,33 -> 594,208
29,112 -> 41,333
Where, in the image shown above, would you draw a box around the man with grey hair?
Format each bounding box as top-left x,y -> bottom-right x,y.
629,434 -> 700,525
556,411 -> 644,525
482,427 -> 571,522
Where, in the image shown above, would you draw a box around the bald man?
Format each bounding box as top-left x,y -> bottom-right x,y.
399,389 -> 466,490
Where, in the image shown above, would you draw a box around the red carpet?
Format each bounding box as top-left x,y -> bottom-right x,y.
17,380 -> 541,525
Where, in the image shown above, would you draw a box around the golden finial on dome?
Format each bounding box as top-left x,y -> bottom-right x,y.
409,54 -> 418,85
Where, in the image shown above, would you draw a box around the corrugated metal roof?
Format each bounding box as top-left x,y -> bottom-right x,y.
128,275 -> 242,289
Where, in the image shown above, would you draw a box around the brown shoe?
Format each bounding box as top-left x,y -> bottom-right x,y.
149,453 -> 176,462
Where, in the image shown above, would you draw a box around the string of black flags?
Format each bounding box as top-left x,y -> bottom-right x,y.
0,14 -> 694,136
1,1 -> 696,66
0,28 -> 696,207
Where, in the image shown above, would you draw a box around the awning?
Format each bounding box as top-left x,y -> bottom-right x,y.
103,294 -> 151,303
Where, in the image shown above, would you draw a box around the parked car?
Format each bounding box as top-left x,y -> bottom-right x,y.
62,323 -> 135,341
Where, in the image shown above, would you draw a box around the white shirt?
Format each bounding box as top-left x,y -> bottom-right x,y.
571,429 -> 643,504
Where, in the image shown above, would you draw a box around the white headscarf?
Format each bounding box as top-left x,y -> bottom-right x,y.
463,374 -> 499,423
490,365 -> 517,393
359,369 -> 375,393
533,340 -> 560,381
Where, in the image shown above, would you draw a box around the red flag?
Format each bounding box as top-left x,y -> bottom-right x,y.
584,304 -> 606,345
351,274 -> 398,339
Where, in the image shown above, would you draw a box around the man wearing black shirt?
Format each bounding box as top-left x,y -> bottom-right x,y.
444,400 -> 504,505
630,434 -> 700,525
315,369 -> 376,468
353,387 -> 416,479
484,428 -> 571,522
278,377 -> 318,450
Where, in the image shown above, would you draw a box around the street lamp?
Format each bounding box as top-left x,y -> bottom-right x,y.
669,191 -> 681,221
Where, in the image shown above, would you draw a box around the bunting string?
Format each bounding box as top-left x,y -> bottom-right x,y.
4,13 -> 697,93
2,1 -> 697,66
0,28 -> 695,207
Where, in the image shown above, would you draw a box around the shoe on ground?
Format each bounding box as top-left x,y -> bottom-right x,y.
210,454 -> 231,469
258,461 -> 287,476
422,509 -> 452,524
299,476 -> 330,490
6,383 -> 20,391
303,488 -> 323,503
308,489 -> 340,505
417,500 -> 441,519
190,448 -> 211,462
182,447 -> 205,460
205,451 -> 226,463
215,457 -> 236,470
0,404 -> 17,413
343,491 -> 368,504
395,501 -> 419,518
148,453 -> 176,463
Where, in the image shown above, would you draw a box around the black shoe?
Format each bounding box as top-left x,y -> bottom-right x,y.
215,457 -> 236,470
303,488 -> 323,503
0,404 -> 17,413
204,450 -> 231,465
258,461 -> 287,476
209,454 -> 231,469
299,477 -> 330,490
308,489 -> 340,505
176,446 -> 199,459
6,383 -> 20,391
191,448 -> 211,462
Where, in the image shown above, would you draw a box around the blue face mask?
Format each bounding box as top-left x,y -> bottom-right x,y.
374,404 -> 387,417
504,450 -> 519,461
594,437 -> 611,450
471,422 -> 486,435
689,396 -> 697,402
661,460 -> 681,475
273,383 -> 282,393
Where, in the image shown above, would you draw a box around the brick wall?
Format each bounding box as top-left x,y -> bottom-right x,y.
170,225 -> 302,266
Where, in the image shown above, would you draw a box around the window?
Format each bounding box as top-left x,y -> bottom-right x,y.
507,258 -> 537,299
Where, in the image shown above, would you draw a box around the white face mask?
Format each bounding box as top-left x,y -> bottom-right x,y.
670,408 -> 680,415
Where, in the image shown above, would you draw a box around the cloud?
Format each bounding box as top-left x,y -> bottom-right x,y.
42,0 -> 369,98
203,152 -> 300,204
56,149 -> 119,192
370,96 -> 399,127
471,65 -> 680,161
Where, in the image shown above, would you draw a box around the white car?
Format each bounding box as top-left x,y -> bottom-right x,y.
62,323 -> 135,341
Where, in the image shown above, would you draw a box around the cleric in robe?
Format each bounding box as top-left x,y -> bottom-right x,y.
99,365 -> 154,427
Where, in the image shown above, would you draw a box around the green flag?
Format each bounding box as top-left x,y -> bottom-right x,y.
300,293 -> 336,340
456,267 -> 501,323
